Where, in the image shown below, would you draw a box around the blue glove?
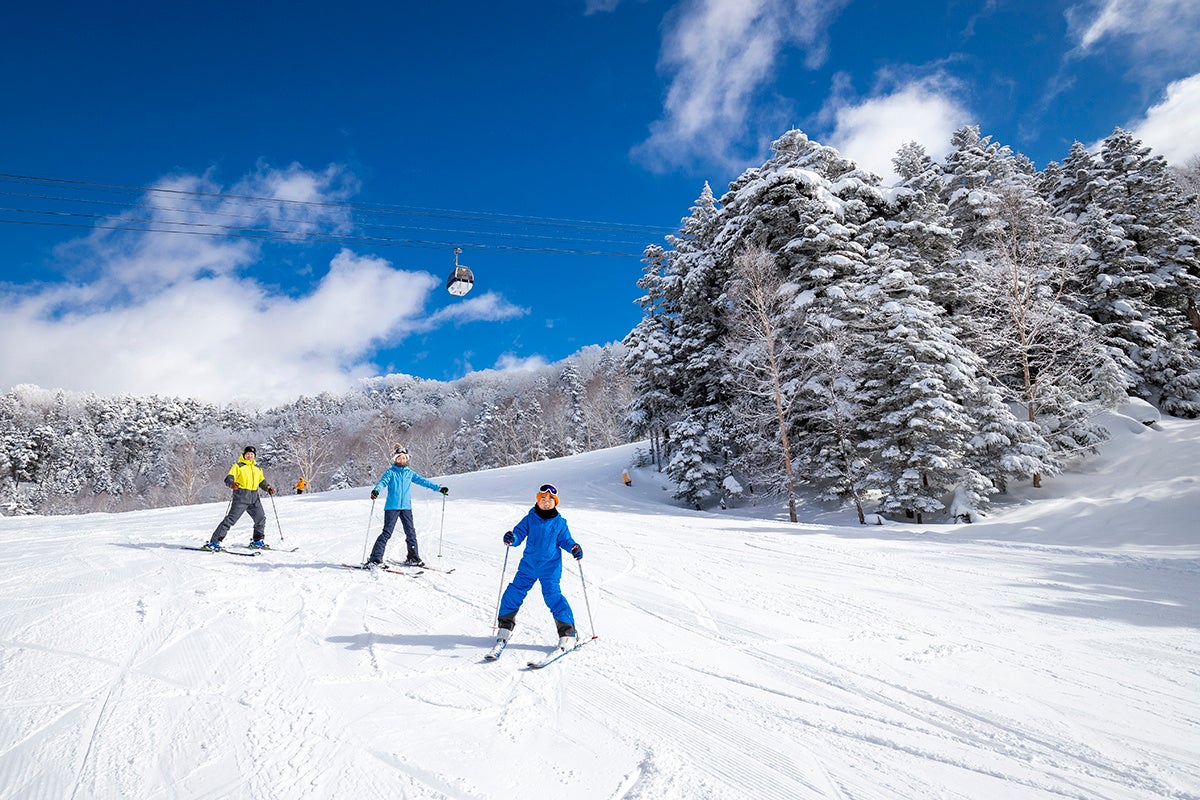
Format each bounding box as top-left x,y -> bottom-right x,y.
503,531 -> 514,545
571,544 -> 583,560
440,486 -> 449,495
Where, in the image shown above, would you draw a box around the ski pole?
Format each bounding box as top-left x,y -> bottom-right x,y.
268,492 -> 285,543
437,493 -> 446,559
577,559 -> 597,640
491,545 -> 511,635
361,498 -> 376,564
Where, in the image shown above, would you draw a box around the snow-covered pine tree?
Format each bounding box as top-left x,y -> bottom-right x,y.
664,183 -> 731,498
1062,128 -> 1200,417
851,243 -> 996,523
941,127 -> 1123,484
889,141 -> 963,314
559,362 -> 589,457
665,412 -> 719,510
523,395 -> 550,462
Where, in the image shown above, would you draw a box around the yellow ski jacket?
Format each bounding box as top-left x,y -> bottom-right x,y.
225,457 -> 269,492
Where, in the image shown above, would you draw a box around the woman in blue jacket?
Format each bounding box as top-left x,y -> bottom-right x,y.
367,447 -> 447,567
495,483 -> 583,650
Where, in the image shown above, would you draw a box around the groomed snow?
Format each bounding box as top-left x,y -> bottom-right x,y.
1,406 -> 1197,799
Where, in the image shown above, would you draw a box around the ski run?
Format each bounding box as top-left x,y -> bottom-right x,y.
0,405 -> 1198,798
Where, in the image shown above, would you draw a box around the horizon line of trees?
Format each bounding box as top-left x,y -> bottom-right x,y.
0,344 -> 632,516
624,125 -> 1200,523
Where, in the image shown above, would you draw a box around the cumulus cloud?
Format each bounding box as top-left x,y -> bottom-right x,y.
633,0 -> 850,171
1128,72 -> 1200,166
822,77 -> 973,184
0,166 -> 523,405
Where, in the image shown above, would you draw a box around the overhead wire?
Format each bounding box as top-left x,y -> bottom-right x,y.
0,172 -> 675,257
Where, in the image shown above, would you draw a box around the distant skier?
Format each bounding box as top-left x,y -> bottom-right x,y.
295,477 -> 307,495
366,446 -> 447,568
493,483 -> 583,653
204,446 -> 275,551
622,470 -> 632,487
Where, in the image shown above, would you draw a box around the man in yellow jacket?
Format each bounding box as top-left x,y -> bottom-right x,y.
203,445 -> 275,551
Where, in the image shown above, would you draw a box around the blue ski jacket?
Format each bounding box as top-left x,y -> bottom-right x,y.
510,506 -> 578,570
372,465 -> 440,510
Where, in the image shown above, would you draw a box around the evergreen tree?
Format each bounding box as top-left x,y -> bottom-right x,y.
559,362 -> 589,456
1066,128 -> 1200,416
941,127 -> 1122,483
852,250 -> 996,522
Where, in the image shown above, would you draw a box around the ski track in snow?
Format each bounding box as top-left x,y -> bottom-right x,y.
1,413 -> 1199,798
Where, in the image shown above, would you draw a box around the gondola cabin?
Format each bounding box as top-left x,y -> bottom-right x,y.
446,248 -> 475,296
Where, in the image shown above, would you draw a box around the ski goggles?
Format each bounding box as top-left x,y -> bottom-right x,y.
538,483 -> 558,497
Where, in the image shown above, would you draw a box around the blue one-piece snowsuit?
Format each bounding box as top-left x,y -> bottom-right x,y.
498,505 -> 579,636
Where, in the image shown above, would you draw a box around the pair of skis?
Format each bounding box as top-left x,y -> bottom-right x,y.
235,543 -> 300,553
484,635 -> 594,669
341,562 -> 423,577
180,545 -> 258,558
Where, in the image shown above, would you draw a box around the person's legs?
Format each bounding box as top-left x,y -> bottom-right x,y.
211,497 -> 249,543
539,561 -> 575,636
248,498 -> 267,540
398,509 -> 418,560
498,560 -> 538,626
369,509 -> 401,562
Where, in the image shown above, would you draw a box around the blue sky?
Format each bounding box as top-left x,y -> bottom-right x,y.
3,0 -> 1199,406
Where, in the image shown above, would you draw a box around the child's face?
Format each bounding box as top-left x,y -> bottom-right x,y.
536,493 -> 557,510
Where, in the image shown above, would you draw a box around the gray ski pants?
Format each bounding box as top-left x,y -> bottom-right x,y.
211,489 -> 267,542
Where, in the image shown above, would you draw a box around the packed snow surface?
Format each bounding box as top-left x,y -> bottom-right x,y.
1,407 -> 1197,799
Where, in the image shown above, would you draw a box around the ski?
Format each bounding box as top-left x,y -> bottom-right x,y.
386,560 -> 455,574
340,563 -> 423,577
181,546 -> 259,558
234,544 -> 300,553
482,638 -> 508,662
525,637 -> 594,670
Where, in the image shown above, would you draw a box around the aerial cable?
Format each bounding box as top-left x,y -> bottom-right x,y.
0,215 -> 649,257
0,189 -> 655,250
0,171 -> 673,237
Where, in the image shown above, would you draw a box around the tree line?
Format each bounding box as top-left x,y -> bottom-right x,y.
0,344 -> 631,515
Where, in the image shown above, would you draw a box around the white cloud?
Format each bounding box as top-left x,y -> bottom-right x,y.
1128,72 -> 1200,166
633,0 -> 849,171
0,166 -> 519,406
492,353 -> 549,372
1067,0 -> 1200,79
1069,0 -> 1200,52
425,292 -> 528,329
822,79 -> 973,184
583,0 -> 624,13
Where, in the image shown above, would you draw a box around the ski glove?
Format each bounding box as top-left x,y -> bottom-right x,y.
230,481 -> 240,490
503,531 -> 514,545
265,486 -> 275,496
440,486 -> 449,495
571,544 -> 583,560
370,490 -> 379,500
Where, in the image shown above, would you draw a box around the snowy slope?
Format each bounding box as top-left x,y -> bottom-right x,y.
0,407 -> 1198,800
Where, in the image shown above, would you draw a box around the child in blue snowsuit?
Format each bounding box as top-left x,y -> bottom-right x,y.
367,447 -> 447,568
496,483 -> 583,650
